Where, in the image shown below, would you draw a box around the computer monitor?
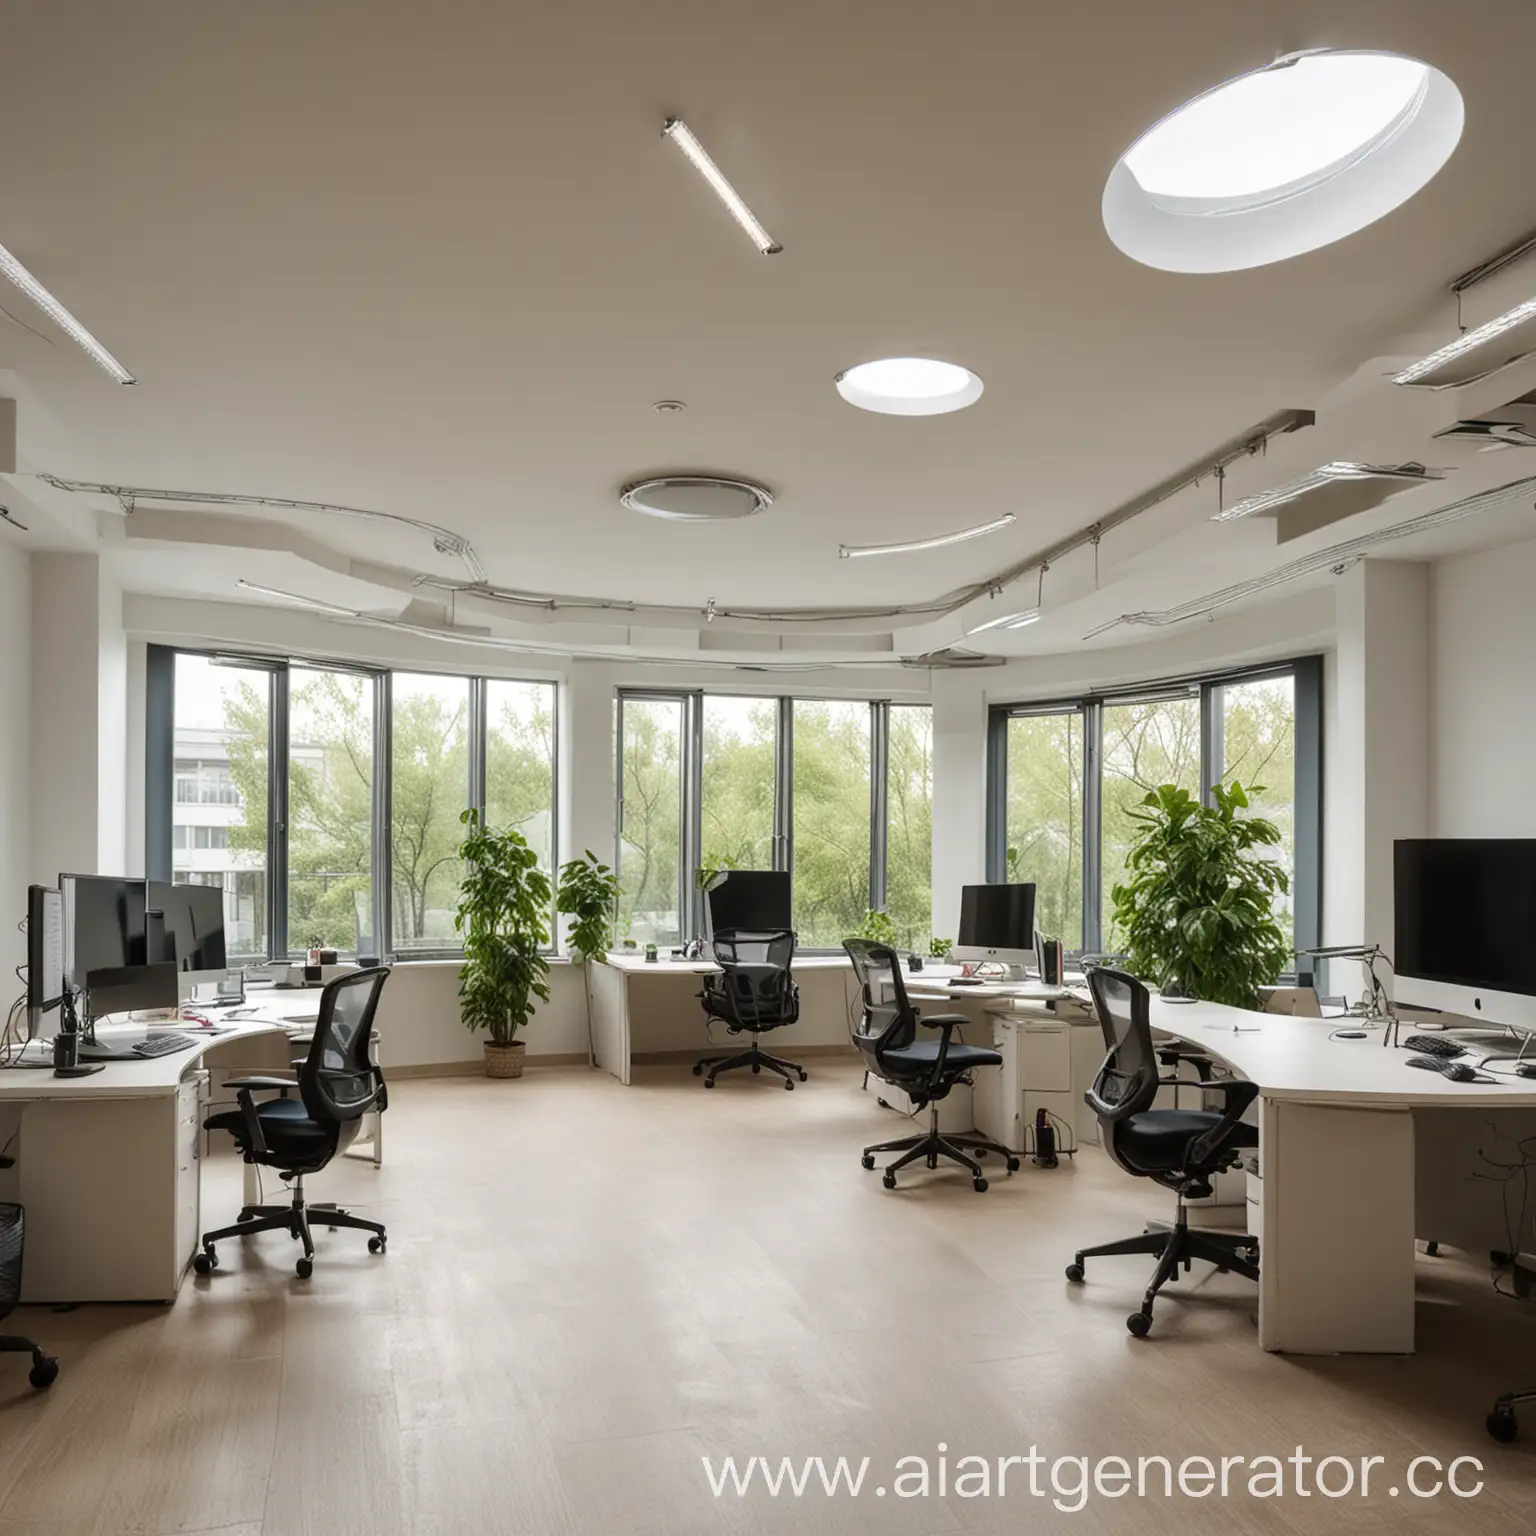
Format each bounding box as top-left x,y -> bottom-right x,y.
149,880 -> 228,984
1395,839 -> 1536,1029
952,883 -> 1036,969
26,884 -> 64,1037
61,874 -> 149,990
704,870 -> 792,940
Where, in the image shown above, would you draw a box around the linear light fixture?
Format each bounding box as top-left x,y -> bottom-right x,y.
236,579 -> 359,617
1211,460 -> 1440,522
967,608 -> 1041,634
662,118 -> 781,255
0,241 -> 135,384
840,513 -> 1015,559
1393,297 -> 1536,388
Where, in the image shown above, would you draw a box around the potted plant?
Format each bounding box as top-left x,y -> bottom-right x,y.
928,936 -> 953,960
454,808 -> 552,1078
849,908 -> 898,947
556,850 -> 622,1063
1110,781 -> 1290,1009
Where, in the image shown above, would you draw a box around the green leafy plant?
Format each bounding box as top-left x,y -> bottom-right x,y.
695,853 -> 739,891
928,936 -> 953,959
557,850 -> 621,960
454,809 -> 552,1046
849,908 -> 898,947
1110,782 -> 1289,1009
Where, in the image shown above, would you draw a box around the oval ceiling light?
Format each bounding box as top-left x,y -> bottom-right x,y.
620,474 -> 772,522
835,357 -> 984,416
1104,50 -> 1463,273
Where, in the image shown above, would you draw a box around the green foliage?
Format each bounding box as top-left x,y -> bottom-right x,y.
454,809 -> 552,1045
928,936 -> 953,959
556,850 -> 621,961
849,908 -> 898,947
1109,782 -> 1290,1009
695,853 -> 739,891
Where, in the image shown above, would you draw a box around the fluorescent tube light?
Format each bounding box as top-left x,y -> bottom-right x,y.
662,118 -> 781,255
0,241 -> 135,384
1393,298 -> 1536,386
840,513 -> 1015,559
1211,461 -> 1438,522
236,580 -> 359,617
967,608 -> 1041,634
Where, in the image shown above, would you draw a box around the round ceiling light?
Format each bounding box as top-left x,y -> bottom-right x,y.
835,357 -> 984,416
1104,50 -> 1463,273
620,474 -> 772,522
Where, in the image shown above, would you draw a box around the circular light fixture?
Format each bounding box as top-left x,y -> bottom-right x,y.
835,357 -> 984,416
1104,50 -> 1463,273
620,474 -> 772,522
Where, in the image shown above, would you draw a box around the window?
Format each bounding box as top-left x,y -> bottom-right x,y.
615,691 -> 931,951
153,649 -> 558,961
390,673 -> 470,952
989,659 -> 1320,959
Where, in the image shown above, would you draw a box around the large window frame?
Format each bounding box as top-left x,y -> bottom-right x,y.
615,690 -> 930,951
147,646 -> 558,962
987,656 -> 1322,961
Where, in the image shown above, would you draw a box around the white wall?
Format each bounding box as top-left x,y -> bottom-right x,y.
0,540 -> 28,979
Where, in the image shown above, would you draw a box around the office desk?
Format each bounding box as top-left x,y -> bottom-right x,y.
589,953 -> 858,1085
1150,1000 -> 1536,1355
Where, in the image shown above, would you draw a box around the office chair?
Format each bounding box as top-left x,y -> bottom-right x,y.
196,967 -> 391,1279
0,1203 -> 58,1389
694,929 -> 807,1089
844,939 -> 1019,1191
1066,968 -> 1259,1336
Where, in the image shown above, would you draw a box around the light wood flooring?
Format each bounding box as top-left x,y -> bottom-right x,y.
2,1060 -> 1536,1534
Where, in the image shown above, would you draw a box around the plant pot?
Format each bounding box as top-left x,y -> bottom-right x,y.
483,1041 -> 526,1079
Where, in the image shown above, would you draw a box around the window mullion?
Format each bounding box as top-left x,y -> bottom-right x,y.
270,665 -> 290,961
373,671 -> 391,962
1083,699 -> 1103,955
869,701 -> 889,913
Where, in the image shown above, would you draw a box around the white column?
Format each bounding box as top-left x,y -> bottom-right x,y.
0,541 -> 29,975
560,659 -> 619,945
929,672 -> 988,944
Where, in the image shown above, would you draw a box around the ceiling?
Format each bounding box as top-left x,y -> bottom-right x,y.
3,0 -> 1536,663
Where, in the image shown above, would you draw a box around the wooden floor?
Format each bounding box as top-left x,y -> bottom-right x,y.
2,1061 -> 1535,1534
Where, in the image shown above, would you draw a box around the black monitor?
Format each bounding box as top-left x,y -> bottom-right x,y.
704,870 -> 792,938
954,883 -> 1036,965
26,884 -> 64,1026
149,881 -> 228,979
62,874 -> 148,989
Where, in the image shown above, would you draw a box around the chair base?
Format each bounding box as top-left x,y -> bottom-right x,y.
863,1104 -> 1020,1191
1067,1200 -> 1259,1336
0,1334 -> 59,1389
195,1174 -> 387,1279
693,1039 -> 807,1090
1488,1389 -> 1536,1442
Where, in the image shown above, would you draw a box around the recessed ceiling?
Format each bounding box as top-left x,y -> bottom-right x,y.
0,3 -> 1533,660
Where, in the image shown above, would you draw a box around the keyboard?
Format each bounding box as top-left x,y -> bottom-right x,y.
1403,1033 -> 1464,1059
133,1033 -> 197,1057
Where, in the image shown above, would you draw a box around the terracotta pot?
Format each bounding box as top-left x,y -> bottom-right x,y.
484,1040 -> 526,1079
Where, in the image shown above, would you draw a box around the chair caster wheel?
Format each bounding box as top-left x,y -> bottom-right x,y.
296,1257 -> 313,1279
1006,1157 -> 1021,1173
973,1177 -> 988,1193
28,1356 -> 58,1390
882,1172 -> 897,1189
752,1063 -> 761,1074
1127,1311 -> 1152,1338
193,1248 -> 217,1275
797,1070 -> 807,1082
1488,1408 -> 1519,1443
783,1077 -> 794,1090
703,1078 -> 715,1088
1492,1249 -> 1514,1267
1065,1262 -> 1085,1283
861,1153 -> 876,1170
368,1236 -> 386,1255
691,1064 -> 703,1076
974,1149 -> 986,1158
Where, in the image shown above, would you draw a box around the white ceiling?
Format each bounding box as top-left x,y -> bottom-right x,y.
3,0 -> 1536,662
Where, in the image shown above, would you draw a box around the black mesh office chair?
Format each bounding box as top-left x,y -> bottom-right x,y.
0,1204 -> 57,1389
1066,968 -> 1260,1336
196,968 -> 391,1279
844,939 -> 1019,1191
694,930 -> 806,1089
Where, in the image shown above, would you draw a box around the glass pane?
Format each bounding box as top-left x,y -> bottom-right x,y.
172,655 -> 270,962
701,696 -> 777,876
288,668 -> 375,956
791,700 -> 871,949
1221,675 -> 1297,949
885,706 -> 933,951
617,697 -> 684,946
390,674 -> 470,951
484,679 -> 558,873
1004,713 -> 1084,952
1101,696 -> 1201,944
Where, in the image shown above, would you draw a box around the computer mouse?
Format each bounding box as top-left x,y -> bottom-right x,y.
1442,1061 -> 1479,1083
1516,1063 -> 1536,1079
1405,1056 -> 1441,1071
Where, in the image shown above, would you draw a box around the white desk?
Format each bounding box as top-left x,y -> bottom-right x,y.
1150,999 -> 1536,1355
588,952 -> 857,1085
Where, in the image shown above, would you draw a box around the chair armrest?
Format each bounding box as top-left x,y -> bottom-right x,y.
915,1012 -> 969,1095
224,1075 -> 296,1090
1184,1078 -> 1260,1167
1157,1047 -> 1214,1081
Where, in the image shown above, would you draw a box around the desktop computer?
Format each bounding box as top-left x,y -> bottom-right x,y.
703,869 -> 792,941
952,883 -> 1037,977
25,885 -> 64,1042
149,881 -> 228,989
